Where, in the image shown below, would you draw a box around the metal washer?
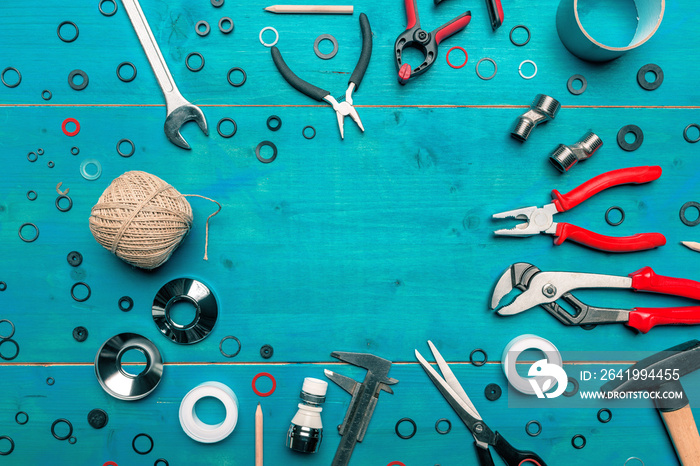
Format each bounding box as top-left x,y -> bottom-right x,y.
152,278 -> 218,344
314,34 -> 338,60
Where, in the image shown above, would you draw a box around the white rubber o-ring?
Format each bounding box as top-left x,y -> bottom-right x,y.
259,27 -> 279,47
79,159 -> 102,181
179,381 -> 239,443
501,334 -> 562,395
518,59 -> 537,80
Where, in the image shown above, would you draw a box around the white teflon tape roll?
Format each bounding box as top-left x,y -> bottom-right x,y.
501,334 -> 562,395
179,381 -> 239,443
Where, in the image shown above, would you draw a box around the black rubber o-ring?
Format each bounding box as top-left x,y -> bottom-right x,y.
227,67 -> 247,87
18,223 -> 39,243
99,0 -> 118,16
219,17 -> 234,34
469,348 -> 487,366
1,67 -> 21,88
27,152 -> 37,162
572,434 -> 586,449
220,336 -> 242,358
260,344 -> 274,359
117,62 -> 137,82
256,141 -> 277,163
605,206 -> 625,226
0,339 -> 19,360
509,25 -> 531,46
26,191 -> 37,201
683,124 -> 700,143
267,115 -> 282,131
42,90 -> 52,100
15,412 -> 28,425
71,146 -> 80,155
314,34 -> 339,60
617,124 -> 644,152
47,161 -> 55,168
68,436 -> 77,445
185,53 -> 205,72
67,251 -> 83,266
302,125 -> 316,139
46,377 -> 55,386
68,69 -> 89,91
637,63 -> 663,91
117,138 -> 135,157
71,282 -> 91,302
133,433 -> 154,455
0,319 -> 14,339
37,148 -> 44,155
51,418 -> 73,441
155,460 -> 169,466
195,20 -> 210,37
57,21 -> 79,43
0,282 -> 6,292
217,118 -> 237,138
563,377 -> 579,397
118,296 -> 134,312
72,326 -> 88,342
680,201 -> 700,226
484,383 -> 502,401
211,0 -> 224,6
567,74 -> 587,95
597,408 -> 612,423
395,418 -> 417,439
56,195 -> 73,212
526,420 -> 542,437
435,418 -> 451,434
475,58 -> 497,80
0,436 -> 14,456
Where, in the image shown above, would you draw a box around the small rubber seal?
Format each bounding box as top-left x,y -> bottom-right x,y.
0,436 -> 14,456
303,125 -> 316,139
47,161 -> 55,168
211,0 -> 224,6
186,53 -> 205,72
509,25 -> 531,46
18,223 -> 39,243
80,159 -> 102,180
1,67 -> 21,88
680,201 -> 700,226
435,418 -> 451,434
88,409 -> 109,429
57,21 -> 79,43
597,408 -> 612,423
15,412 -> 28,425
256,141 -> 277,163
0,339 -> 19,360
220,336 -> 241,358
37,148 -> 44,155
446,46 -> 468,69
266,115 -> 282,131
132,433 -> 154,455
195,20 -> 210,37
395,418 -> 417,439
684,124 -> 700,143
563,376 -> 579,397
217,118 -> 237,138
484,383 -> 502,401
219,17 -> 234,34
26,190 -> 37,201
0,320 -> 15,339
51,418 -> 73,440
259,27 -> 279,47
117,62 -> 137,82
637,64 -> 663,91
0,282 -> 6,292
72,326 -> 88,342
252,372 -> 277,397
260,344 -> 274,359
70,282 -> 91,302
62,118 -> 80,137
476,58 -> 497,80
27,152 -> 38,162
605,206 -> 625,226
68,437 -> 77,445
99,0 -> 118,17
118,296 -> 134,312
227,67 -> 247,87
314,34 -> 339,60
42,90 -> 52,100
68,69 -> 89,91
71,146 -> 80,155
67,251 -> 83,266
469,348 -> 487,366
55,195 -> 73,212
155,460 -> 169,466
117,138 -> 135,157
518,60 -> 537,80
567,74 -> 587,95
617,125 -> 644,151
572,434 -> 586,449
526,420 -> 542,437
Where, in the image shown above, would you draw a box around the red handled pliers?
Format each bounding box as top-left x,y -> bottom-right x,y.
491,262 -> 700,333
493,166 -> 667,253
394,0 -> 472,84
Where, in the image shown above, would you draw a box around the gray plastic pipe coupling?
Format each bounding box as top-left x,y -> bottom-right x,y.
511,94 -> 561,142
549,132 -> 603,173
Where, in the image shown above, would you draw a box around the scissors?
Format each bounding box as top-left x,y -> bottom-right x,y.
415,341 -> 547,466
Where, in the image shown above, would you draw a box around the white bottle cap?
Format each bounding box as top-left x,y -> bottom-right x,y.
302,377 -> 328,397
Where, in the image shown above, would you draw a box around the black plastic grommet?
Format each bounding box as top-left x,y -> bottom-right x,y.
597,408 -> 612,423
526,420 -> 542,437
70,282 -> 91,302
563,377 -> 579,397
56,195 -> 73,212
227,67 -> 246,87
605,206 -> 625,226
15,412 -> 28,425
118,296 -> 134,312
484,383 -> 502,401
186,52 -> 205,72
509,25 -> 530,46
266,115 -> 282,131
572,434 -> 586,449
469,348 -> 487,366
117,62 -> 137,82
684,124 -> 700,143
88,409 -> 109,429
395,417 -> 417,439
637,63 -> 663,91
133,433 -> 154,455
617,125 -> 644,152
435,418 -> 451,434
680,201 -> 700,227
117,138 -> 135,157
567,74 -> 587,95
72,326 -> 88,342
220,336 -> 241,358
260,344 -> 274,359
51,418 -> 73,440
0,436 -> 14,456
217,118 -> 237,138
68,69 -> 89,91
302,125 -> 316,139
256,141 -> 277,163
57,21 -> 79,43
67,251 -> 83,266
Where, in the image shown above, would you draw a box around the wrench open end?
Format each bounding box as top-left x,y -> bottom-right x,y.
164,105 -> 209,150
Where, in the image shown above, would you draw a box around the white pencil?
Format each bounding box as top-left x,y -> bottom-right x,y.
255,403 -> 263,466
264,5 -> 354,14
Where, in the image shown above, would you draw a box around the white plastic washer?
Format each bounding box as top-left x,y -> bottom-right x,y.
79,159 -> 102,181
259,27 -> 279,47
518,60 -> 537,80
179,381 -> 239,443
501,334 -> 562,395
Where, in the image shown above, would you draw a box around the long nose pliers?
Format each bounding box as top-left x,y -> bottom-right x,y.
270,13 -> 372,139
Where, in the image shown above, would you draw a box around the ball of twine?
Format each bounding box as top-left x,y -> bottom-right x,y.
89,171 -> 193,270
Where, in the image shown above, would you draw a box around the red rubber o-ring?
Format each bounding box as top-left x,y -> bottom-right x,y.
252,372 -> 276,397
387,462 -> 406,466
446,46 -> 468,69
62,118 -> 80,137
103,462 -> 118,466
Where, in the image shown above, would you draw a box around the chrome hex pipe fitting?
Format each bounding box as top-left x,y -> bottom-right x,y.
511,94 -> 561,142
549,132 -> 603,173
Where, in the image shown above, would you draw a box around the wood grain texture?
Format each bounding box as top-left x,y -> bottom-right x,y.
1,0 -> 699,464
661,406 -> 700,466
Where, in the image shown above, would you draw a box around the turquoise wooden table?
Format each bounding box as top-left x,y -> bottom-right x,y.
1,0 -> 700,464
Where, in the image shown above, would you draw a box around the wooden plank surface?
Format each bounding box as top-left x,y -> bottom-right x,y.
1,0 -> 700,464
